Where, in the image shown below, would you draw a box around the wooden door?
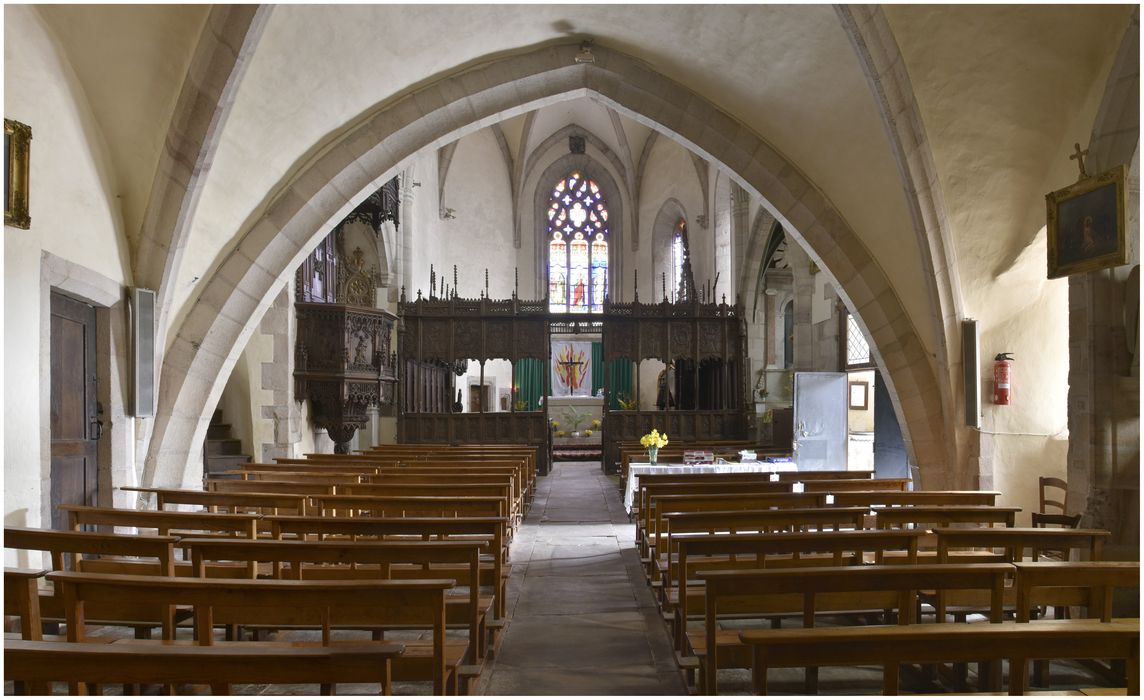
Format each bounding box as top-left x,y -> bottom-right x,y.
50,292 -> 99,529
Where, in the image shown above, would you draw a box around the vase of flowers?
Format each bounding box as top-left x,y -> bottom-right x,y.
640,428 -> 669,465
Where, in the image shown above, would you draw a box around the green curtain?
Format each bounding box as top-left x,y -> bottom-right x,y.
591,342 -> 605,396
606,358 -> 634,410
513,358 -> 546,411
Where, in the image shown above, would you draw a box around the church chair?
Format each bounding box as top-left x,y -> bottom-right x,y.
1038,476 -> 1069,516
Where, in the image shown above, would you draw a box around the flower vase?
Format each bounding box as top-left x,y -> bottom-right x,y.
648,446 -> 658,465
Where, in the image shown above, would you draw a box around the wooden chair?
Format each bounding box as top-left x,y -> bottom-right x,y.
1039,476 -> 1069,515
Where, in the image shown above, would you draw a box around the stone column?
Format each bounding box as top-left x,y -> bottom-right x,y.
258,285 -> 302,461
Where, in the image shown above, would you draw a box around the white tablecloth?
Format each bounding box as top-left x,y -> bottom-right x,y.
623,462 -> 797,515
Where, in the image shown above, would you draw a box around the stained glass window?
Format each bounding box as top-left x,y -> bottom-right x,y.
670,219 -> 688,302
547,172 -> 608,313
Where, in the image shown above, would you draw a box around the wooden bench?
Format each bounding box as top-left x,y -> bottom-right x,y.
936,528 -> 1110,564
831,490 -> 1001,507
266,515 -> 511,620
671,530 -> 921,657
228,470 -> 368,484
122,487 -> 309,515
643,492 -> 825,572
4,527 -> 181,637
5,568 -> 47,641
802,478 -> 910,492
874,506 -> 1022,558
341,482 -> 516,526
656,507 -> 870,589
59,504 -> 261,539
1014,561 -> 1140,623
5,639 -> 406,695
739,618 -> 1140,695
48,571 -> 466,695
185,537 -> 491,662
205,479 -> 338,496
306,494 -> 506,521
696,563 -> 1012,694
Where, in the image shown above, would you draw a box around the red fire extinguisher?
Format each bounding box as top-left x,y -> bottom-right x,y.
993,353 -> 1014,405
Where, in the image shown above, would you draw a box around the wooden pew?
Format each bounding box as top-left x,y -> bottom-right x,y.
874,506 -> 1021,559
936,528 -> 1110,564
1013,561 -> 1140,689
696,563 -> 1012,694
59,504 -> 261,539
232,462 -> 383,475
229,470 -> 368,484
802,478 -> 910,492
185,537 -> 490,663
636,480 -> 793,541
656,507 -> 870,590
205,479 -> 338,496
341,483 -> 516,525
5,640 -> 406,696
48,571 -> 464,695
831,490 -> 1000,507
4,527 -> 182,637
643,492 -> 824,571
266,515 -> 511,621
875,505 -> 1020,530
739,618 -> 1140,696
4,568 -> 46,641
306,494 -> 506,521
671,530 -> 920,658
1014,561 -> 1140,622
121,487 -> 308,515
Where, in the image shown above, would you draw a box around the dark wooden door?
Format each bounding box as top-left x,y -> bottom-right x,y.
50,292 -> 99,529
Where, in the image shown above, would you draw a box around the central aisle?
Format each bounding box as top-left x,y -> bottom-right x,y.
481,461 -> 689,696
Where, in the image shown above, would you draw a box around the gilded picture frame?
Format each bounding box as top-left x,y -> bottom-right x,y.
1045,164 -> 1127,278
5,118 -> 31,229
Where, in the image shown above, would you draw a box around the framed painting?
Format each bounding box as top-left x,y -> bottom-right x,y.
1046,164 -> 1127,278
848,380 -> 869,410
5,118 -> 31,229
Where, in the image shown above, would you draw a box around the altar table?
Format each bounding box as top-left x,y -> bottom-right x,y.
623,462 -> 797,515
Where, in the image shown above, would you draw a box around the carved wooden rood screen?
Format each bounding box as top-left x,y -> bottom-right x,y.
601,296 -> 749,472
398,286 -> 552,473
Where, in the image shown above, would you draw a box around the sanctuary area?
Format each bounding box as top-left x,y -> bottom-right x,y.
3,4 -> 1140,696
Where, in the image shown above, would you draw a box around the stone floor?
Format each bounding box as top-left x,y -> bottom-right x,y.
479,461 -> 688,696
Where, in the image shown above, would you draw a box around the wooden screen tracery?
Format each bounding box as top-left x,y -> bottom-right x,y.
398,292 -> 551,473
600,296 -> 750,473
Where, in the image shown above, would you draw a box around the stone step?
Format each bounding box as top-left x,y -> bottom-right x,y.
204,438 -> 244,456
206,423 -> 233,440
204,453 -> 251,476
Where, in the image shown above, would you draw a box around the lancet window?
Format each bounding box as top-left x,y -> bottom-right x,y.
547,172 -> 609,313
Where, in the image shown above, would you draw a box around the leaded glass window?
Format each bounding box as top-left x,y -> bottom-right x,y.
670,219 -> 687,301
845,313 -> 872,367
547,172 -> 608,313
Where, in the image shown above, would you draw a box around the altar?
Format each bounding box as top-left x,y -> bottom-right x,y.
622,461 -> 798,515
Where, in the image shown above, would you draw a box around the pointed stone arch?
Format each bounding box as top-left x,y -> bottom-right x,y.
144,41 -> 948,492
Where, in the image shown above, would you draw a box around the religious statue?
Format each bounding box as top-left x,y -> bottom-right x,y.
656,361 -> 676,410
